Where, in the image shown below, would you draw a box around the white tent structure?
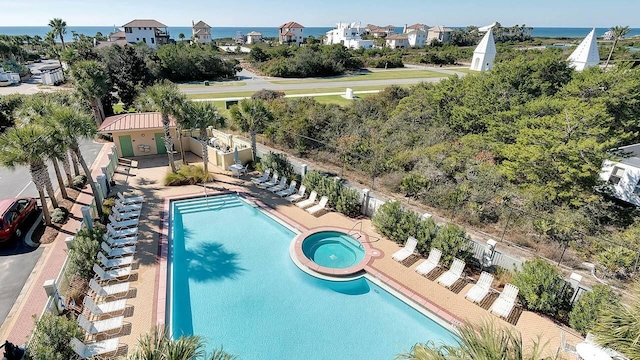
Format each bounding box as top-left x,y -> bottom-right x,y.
567,28 -> 600,71
470,30 -> 496,71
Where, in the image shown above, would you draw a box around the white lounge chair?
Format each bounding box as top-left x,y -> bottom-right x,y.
306,196 -> 328,215
490,283 -> 519,319
296,190 -> 317,209
465,271 -> 494,303
83,296 -> 127,317
103,234 -> 137,248
107,224 -> 138,239
98,252 -> 134,269
93,263 -> 132,282
70,337 -> 120,359
112,207 -> 140,220
436,258 -> 466,288
258,173 -> 279,189
115,199 -> 142,212
286,185 -> 306,202
109,214 -> 138,229
78,313 -> 124,335
251,169 -> 271,185
415,248 -> 442,276
276,181 -> 297,197
268,176 -> 288,193
117,191 -> 144,205
101,242 -> 136,258
391,237 -> 418,262
89,278 -> 130,299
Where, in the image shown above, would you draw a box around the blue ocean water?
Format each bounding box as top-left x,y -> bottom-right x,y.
170,195 -> 457,360
1,26 -> 639,40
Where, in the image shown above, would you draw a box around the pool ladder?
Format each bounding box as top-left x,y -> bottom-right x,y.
347,221 -> 381,244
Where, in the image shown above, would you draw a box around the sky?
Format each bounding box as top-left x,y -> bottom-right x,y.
1,0 -> 639,28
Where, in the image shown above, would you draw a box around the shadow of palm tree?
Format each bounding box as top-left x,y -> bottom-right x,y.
182,241 -> 246,282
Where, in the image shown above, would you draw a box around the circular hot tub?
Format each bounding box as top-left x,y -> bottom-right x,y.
291,227 -> 383,278
302,231 -> 365,269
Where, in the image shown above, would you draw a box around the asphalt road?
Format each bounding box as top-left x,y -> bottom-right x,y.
179,67 -> 464,95
0,139 -> 104,328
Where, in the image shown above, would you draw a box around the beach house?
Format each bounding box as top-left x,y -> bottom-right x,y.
246,31 -> 263,44
279,21 -> 305,45
365,24 -> 393,38
427,26 -> 453,44
192,20 -> 212,44
385,34 -> 410,48
325,22 -> 373,49
123,19 -> 170,48
600,144 -> 640,207
403,23 -> 428,33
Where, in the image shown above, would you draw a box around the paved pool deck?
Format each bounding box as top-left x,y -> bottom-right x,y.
0,151 -> 584,358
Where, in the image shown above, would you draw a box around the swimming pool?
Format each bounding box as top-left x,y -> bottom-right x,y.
169,194 -> 457,359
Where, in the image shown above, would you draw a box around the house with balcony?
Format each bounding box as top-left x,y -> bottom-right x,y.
385,34 -> 409,48
325,22 -> 374,49
403,23 -> 428,33
123,19 -> 170,48
192,20 -> 212,44
246,31 -> 263,44
427,26 -> 453,44
365,24 -> 395,38
600,144 -> 640,207
279,21 -> 304,45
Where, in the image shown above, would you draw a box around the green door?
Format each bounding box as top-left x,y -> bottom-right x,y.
119,135 -> 134,157
154,133 -> 167,154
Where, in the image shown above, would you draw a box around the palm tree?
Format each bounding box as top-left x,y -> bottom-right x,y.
48,105 -> 104,218
229,99 -> 273,161
183,102 -> 226,175
604,26 -> 631,69
179,33 -> 186,42
48,18 -> 67,49
69,60 -> 110,125
0,124 -> 58,225
396,320 -> 556,360
138,81 -> 186,173
591,280 -> 640,360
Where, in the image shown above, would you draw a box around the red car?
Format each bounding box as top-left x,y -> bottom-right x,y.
0,198 -> 38,242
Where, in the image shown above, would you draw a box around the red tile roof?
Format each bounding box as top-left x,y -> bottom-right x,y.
98,112 -> 175,132
279,21 -> 304,29
122,19 -> 167,28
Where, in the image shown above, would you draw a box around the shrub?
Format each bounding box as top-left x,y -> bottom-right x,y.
397,210 -> 422,246
72,174 -> 87,188
415,217 -> 438,256
335,187 -> 361,218
372,201 -> 405,243
50,207 -> 68,224
28,312 -> 82,360
67,227 -> 103,280
569,284 -> 619,336
164,165 -> 213,186
260,152 -> 294,179
251,89 -> 285,101
596,246 -> 637,279
102,197 -> 116,222
431,223 -> 472,265
512,258 -> 573,316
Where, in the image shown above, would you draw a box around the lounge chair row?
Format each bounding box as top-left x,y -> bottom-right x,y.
70,192 -> 144,359
252,170 -> 328,215
393,240 -> 520,320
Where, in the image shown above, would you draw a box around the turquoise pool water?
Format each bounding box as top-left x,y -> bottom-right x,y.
170,194 -> 457,359
301,231 -> 365,268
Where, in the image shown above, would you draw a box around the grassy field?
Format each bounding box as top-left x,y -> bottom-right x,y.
270,69 -> 449,84
178,81 -> 247,88
186,85 -> 395,100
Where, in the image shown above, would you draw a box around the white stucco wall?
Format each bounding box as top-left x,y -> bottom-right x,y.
125,27 -> 159,48
600,159 -> 640,207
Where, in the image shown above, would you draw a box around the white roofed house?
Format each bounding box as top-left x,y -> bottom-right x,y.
279,21 -> 304,45
385,34 -> 409,49
325,22 -> 373,49
600,144 -> 640,207
192,20 -> 212,44
123,19 -> 169,48
567,28 -> 600,71
427,26 -> 453,44
407,30 -> 427,48
470,30 -> 497,71
246,31 -> 262,44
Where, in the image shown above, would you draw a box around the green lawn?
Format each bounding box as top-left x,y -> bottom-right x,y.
185,85 -> 394,100
270,69 -> 449,84
312,95 -> 358,106
444,67 -> 476,74
178,81 -> 247,88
